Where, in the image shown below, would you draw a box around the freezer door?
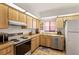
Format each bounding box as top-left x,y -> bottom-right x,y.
66,20 -> 79,31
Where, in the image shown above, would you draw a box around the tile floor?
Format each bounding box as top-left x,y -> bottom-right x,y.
32,47 -> 65,55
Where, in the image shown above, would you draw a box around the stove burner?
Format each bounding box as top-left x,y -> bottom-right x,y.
10,39 -> 19,42
20,37 -> 28,39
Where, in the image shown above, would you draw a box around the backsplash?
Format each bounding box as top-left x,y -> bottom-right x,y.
0,25 -> 35,34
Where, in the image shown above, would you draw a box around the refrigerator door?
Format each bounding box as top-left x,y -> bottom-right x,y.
65,20 -> 79,55
66,32 -> 79,55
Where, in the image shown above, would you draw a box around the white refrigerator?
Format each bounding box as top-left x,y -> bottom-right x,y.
65,20 -> 79,55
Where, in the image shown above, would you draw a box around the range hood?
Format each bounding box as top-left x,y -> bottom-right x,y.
9,20 -> 27,26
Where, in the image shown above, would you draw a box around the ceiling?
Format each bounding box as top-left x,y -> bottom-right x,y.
14,3 -> 79,18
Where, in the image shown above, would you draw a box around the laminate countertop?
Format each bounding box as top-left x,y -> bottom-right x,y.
23,32 -> 64,39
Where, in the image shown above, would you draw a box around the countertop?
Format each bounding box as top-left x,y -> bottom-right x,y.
23,32 -> 64,39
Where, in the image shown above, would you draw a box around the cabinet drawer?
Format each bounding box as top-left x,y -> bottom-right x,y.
0,46 -> 13,55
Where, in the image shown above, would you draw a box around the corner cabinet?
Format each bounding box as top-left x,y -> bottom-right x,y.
56,17 -> 64,29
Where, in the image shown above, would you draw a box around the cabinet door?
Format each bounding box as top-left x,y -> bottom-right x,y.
40,35 -> 46,46
18,12 -> 26,23
33,18 -> 36,29
36,36 -> 39,48
56,17 -> 64,29
9,7 -> 18,21
0,4 -> 8,29
45,36 -> 52,47
36,19 -> 40,29
31,38 -> 37,52
27,15 -> 32,29
0,45 -> 14,55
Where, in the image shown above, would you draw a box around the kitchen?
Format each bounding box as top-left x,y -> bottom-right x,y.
0,3 -> 79,55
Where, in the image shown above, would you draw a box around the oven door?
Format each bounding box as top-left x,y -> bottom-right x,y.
15,40 -> 31,55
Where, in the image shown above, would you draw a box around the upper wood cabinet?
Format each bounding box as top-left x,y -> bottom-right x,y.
33,18 -> 36,29
36,19 -> 40,29
18,12 -> 26,23
0,4 -> 8,29
27,15 -> 32,29
9,7 -> 18,21
56,17 -> 64,29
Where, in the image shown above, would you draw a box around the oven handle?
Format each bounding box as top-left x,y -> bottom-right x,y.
16,40 -> 31,46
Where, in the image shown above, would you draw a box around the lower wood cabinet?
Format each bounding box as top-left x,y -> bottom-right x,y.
45,36 -> 52,47
40,35 -> 64,50
31,36 -> 39,52
40,35 -> 52,47
0,42 -> 14,55
40,35 -> 46,46
31,34 -> 64,52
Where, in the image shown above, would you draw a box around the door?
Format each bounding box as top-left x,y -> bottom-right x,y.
0,4 -> 8,29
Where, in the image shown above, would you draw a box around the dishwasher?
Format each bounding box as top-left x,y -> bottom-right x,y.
51,36 -> 64,50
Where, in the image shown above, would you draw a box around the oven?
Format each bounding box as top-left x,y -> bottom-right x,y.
14,39 -> 31,55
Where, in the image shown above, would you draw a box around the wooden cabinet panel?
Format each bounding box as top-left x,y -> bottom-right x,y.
0,43 -> 14,55
36,36 -> 39,48
18,12 -> 26,23
9,7 -> 18,21
31,36 -> 39,52
56,17 -> 64,29
33,18 -> 36,29
27,15 -> 32,29
0,4 -> 8,28
36,19 -> 40,29
40,35 -> 46,46
31,39 -> 37,52
45,36 -> 52,47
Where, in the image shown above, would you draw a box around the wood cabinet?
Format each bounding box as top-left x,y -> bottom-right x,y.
45,36 -> 52,47
40,35 -> 52,47
40,35 -> 46,46
56,17 -> 64,29
9,7 -> 18,21
32,18 -> 36,29
31,38 -> 37,52
0,4 -> 8,29
0,42 -> 14,55
18,12 -> 26,23
31,36 -> 39,52
27,15 -> 32,29
40,35 -> 64,50
36,19 -> 40,29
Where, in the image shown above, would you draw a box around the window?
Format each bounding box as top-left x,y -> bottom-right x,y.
43,20 -> 57,32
